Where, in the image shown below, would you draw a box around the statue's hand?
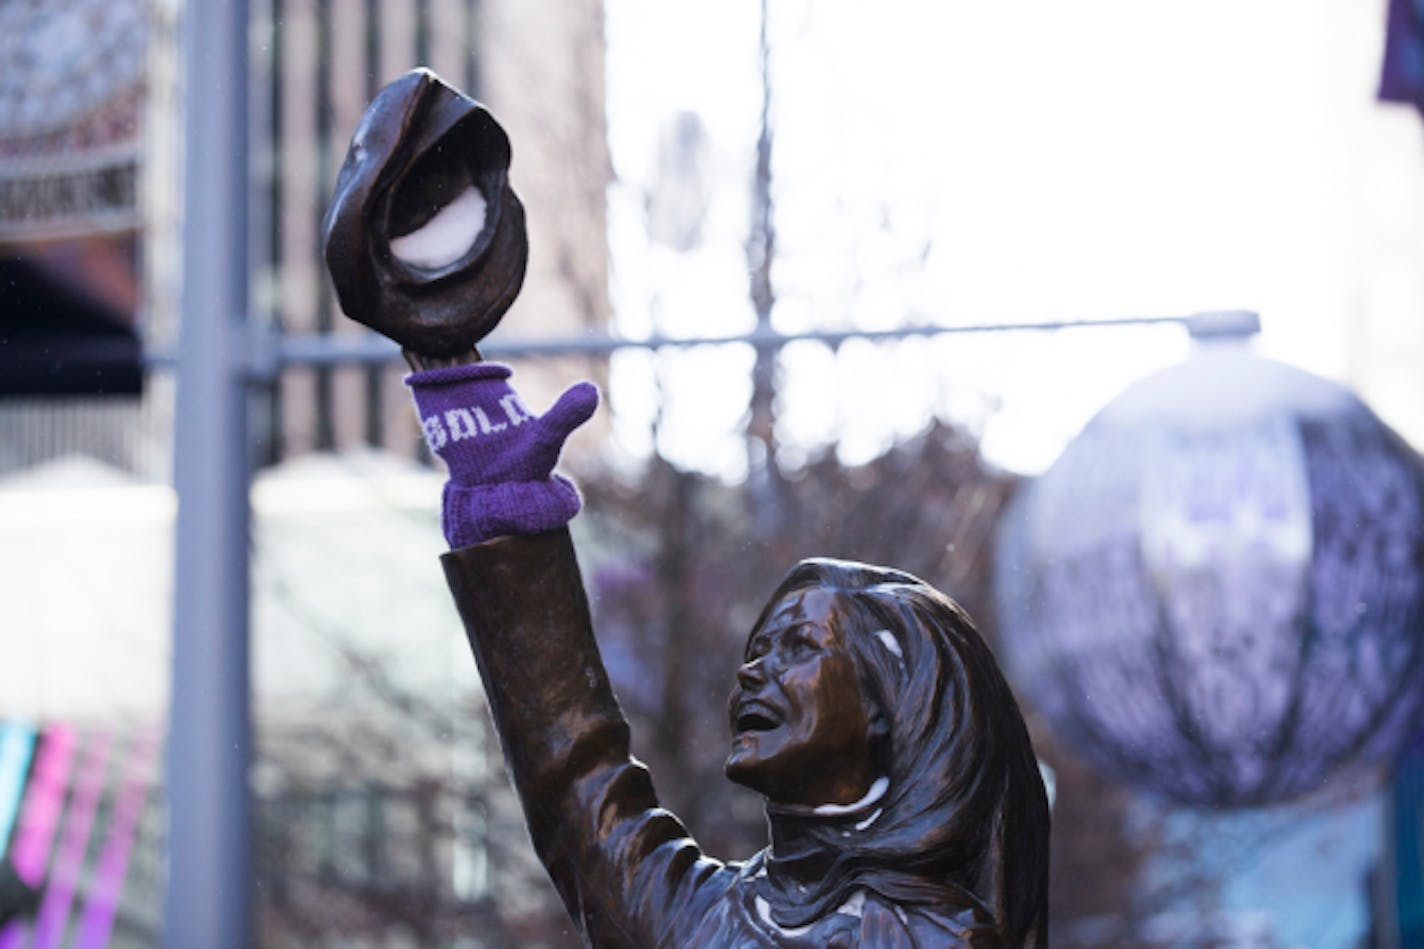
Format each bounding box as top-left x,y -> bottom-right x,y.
406,362 -> 599,548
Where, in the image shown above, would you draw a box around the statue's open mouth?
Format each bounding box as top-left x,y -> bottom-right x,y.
734,702 -> 781,733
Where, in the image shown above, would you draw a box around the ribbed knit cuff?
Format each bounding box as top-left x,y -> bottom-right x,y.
442,476 -> 583,549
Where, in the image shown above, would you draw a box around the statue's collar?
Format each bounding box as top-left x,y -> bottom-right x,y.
761,776 -> 890,890
765,774 -> 888,823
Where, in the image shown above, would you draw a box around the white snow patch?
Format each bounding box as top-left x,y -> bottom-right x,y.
389,185 -> 488,269
1094,346 -> 1356,432
812,776 -> 889,816
755,896 -> 813,937
873,628 -> 903,659
854,807 -> 883,831
837,890 -> 867,918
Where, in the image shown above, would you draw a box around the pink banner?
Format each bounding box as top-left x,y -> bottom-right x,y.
74,730 -> 158,949
32,730 -> 113,949
0,725 -> 77,948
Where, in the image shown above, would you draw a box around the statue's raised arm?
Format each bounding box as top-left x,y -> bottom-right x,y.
323,68 -> 1050,948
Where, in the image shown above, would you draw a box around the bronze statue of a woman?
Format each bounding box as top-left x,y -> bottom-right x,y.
324,69 -> 1050,948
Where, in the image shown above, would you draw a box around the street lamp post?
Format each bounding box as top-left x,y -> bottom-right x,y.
166,0 -> 254,944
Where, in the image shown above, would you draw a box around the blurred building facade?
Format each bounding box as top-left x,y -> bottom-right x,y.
0,0 -> 160,476
1,0 -> 612,478
1,0 -> 609,944
248,0 -> 611,463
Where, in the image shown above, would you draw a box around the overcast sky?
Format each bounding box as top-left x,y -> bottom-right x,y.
604,0 -> 1424,477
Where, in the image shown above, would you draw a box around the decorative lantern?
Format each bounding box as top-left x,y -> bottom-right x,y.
996,339 -> 1424,806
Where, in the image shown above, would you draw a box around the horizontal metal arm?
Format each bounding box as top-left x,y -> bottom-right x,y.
141,310 -> 1259,375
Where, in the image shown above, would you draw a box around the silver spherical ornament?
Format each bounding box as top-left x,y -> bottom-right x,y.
997,344 -> 1424,806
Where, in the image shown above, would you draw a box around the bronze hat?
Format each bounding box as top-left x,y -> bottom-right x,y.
322,68 -> 527,356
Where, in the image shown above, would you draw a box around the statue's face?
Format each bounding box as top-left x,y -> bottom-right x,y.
725,587 -> 879,807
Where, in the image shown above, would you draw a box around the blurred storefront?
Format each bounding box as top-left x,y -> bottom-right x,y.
0,453 -> 562,945
1,0 -> 608,943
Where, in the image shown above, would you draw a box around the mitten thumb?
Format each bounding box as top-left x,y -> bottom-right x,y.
534,381 -> 599,447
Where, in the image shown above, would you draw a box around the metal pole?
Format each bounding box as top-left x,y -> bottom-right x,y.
166,0 -> 253,944
142,310 -> 1264,370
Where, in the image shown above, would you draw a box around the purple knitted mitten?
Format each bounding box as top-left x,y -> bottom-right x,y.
405,363 -> 598,548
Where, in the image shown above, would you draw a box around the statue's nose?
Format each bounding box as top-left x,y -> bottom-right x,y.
736,660 -> 767,691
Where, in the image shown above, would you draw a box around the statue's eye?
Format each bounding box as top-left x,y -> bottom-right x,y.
790,632 -> 817,656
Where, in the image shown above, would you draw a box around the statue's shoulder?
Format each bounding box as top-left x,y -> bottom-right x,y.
712,860 -> 1006,949
868,893 -> 1005,948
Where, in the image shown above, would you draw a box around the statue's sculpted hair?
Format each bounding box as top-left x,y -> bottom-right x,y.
749,558 -> 1049,948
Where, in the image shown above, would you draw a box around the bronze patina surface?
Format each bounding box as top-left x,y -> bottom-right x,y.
322,68 -> 526,357
325,69 -> 1050,947
443,530 -> 1049,947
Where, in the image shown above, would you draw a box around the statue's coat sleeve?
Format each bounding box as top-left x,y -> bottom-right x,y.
441,528 -> 732,947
